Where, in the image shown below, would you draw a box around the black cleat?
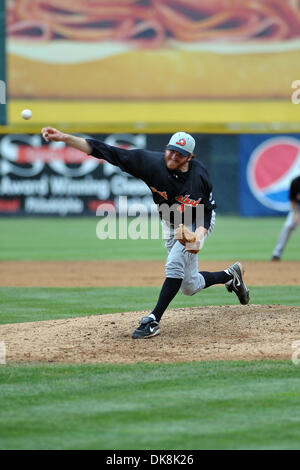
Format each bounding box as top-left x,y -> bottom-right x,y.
271,256 -> 280,261
225,262 -> 250,305
132,316 -> 160,339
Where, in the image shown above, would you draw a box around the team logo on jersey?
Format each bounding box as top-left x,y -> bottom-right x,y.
176,139 -> 186,147
247,137 -> 300,212
175,194 -> 202,212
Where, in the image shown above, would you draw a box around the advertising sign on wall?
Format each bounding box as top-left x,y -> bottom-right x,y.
7,1 -> 300,101
0,133 -> 153,216
7,131 -> 298,217
239,134 -> 300,216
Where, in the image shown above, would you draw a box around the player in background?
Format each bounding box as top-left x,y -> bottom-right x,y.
271,175 -> 300,261
41,127 -> 250,339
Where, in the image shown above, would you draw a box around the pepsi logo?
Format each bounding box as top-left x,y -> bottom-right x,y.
176,139 -> 186,147
247,137 -> 300,212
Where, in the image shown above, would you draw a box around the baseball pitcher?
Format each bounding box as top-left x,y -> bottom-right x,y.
41,127 -> 250,338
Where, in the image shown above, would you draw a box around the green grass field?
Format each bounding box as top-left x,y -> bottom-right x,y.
0,215 -> 299,261
0,286 -> 300,325
0,216 -> 300,450
0,361 -> 299,450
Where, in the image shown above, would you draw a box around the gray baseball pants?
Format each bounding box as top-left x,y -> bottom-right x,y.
162,222 -> 213,295
272,205 -> 300,258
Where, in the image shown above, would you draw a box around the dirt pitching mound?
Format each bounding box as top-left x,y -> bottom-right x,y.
1,305 -> 299,364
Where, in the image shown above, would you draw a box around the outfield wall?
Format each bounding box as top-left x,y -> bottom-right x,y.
0,132 -> 299,217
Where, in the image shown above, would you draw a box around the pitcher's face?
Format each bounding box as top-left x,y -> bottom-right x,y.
164,149 -> 191,171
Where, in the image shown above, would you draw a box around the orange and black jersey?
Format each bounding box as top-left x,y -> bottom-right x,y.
87,138 -> 216,229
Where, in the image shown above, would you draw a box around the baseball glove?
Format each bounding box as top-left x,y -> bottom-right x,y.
174,224 -> 197,246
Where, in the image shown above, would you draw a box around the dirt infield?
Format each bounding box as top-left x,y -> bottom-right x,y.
1,260 -> 300,364
1,260 -> 300,287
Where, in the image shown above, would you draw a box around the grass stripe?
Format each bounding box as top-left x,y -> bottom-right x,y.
0,361 -> 299,450
0,216 -> 299,261
0,285 -> 299,324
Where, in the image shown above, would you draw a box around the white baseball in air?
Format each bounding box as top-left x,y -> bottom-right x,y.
21,109 -> 32,120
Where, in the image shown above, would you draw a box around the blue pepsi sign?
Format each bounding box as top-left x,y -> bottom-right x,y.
239,135 -> 300,216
